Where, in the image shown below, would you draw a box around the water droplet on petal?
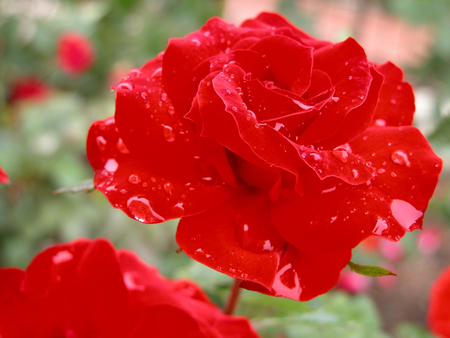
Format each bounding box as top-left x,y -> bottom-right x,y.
164,182 -> 173,194
373,217 -> 389,235
191,38 -> 201,46
375,119 -> 386,127
272,264 -> 302,298
127,196 -> 165,223
128,174 -> 141,184
162,125 -> 175,142
52,250 -> 73,264
104,159 -> 119,172
351,169 -> 359,179
116,82 -> 134,91
391,150 -> 411,167
123,272 -> 145,291
168,105 -> 175,115
332,148 -> 349,163
390,199 -> 423,230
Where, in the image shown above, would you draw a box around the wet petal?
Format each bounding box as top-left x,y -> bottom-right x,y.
249,35 -> 313,93
241,246 -> 351,301
317,65 -> 384,149
87,118 -> 234,223
371,61 -> 415,127
349,126 -> 442,238
296,38 -> 372,145
176,189 -> 283,290
272,126 -> 441,253
241,12 -> 331,49
162,17 -> 245,114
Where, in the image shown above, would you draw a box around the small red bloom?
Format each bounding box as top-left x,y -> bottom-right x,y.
428,265 -> 450,337
0,166 -> 9,184
86,13 -> 442,301
8,77 -> 49,104
57,32 -> 95,76
0,238 -> 259,338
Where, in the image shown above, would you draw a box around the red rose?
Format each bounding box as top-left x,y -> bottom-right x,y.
428,265 -> 450,338
0,166 -> 8,184
0,238 -> 260,338
57,32 -> 95,76
86,13 -> 442,301
8,77 -> 49,104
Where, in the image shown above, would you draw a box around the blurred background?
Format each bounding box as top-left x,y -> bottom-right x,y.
1,0 -> 449,337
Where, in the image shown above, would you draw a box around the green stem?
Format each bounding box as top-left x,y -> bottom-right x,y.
224,278 -> 242,315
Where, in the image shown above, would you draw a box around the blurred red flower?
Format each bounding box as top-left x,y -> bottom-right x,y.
428,265 -> 450,338
0,238 -> 259,338
57,32 -> 95,76
336,270 -> 372,294
8,77 -> 49,104
0,166 -> 9,184
87,13 -> 442,301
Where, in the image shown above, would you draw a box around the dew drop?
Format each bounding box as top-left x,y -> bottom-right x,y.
52,250 -> 73,264
104,159 -> 119,172
140,92 -> 147,100
391,150 -> 411,167
351,169 -> 359,179
128,174 -> 141,184
127,196 -> 165,223
116,82 -> 133,91
164,182 -> 173,194
374,119 -> 386,127
162,125 -> 175,142
332,148 -> 349,163
191,38 -> 201,46
167,105 -> 175,115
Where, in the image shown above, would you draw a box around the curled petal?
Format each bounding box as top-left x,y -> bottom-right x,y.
250,35 -> 313,93
296,38 -> 372,145
371,61 -> 415,127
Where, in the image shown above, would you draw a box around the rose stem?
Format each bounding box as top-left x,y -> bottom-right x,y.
224,278 -> 242,315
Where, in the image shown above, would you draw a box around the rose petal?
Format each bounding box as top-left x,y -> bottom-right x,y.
296,38 -> 372,145
241,12 -> 331,49
176,189 -> 283,291
349,126 -> 442,237
241,246 -> 351,301
129,305 -> 204,338
87,118 -> 234,223
272,126 -> 442,253
317,65 -> 384,148
250,35 -> 313,93
162,17 -> 245,114
371,61 -> 415,127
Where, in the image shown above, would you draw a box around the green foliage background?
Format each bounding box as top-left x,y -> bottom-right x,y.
1,0 -> 449,337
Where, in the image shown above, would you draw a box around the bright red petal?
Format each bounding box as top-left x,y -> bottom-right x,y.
371,61 -> 415,127
241,245 -> 351,301
176,189 -> 282,290
87,117 -> 234,223
296,38 -> 372,145
249,35 -> 313,93
162,17 -> 245,114
272,125 -> 442,253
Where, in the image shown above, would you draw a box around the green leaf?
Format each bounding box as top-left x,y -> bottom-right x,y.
52,179 -> 95,194
348,261 -> 397,277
